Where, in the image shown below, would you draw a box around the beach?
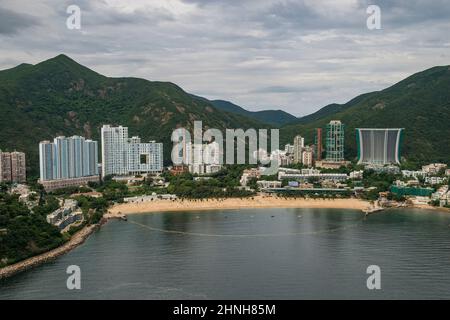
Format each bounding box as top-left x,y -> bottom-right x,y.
105,196 -> 371,217
2,196 -> 448,281
1,197 -> 369,280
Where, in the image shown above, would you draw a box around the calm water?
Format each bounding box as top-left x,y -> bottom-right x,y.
1,208 -> 450,299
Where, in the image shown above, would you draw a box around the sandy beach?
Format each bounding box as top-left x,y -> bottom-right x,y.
2,197 -> 447,280
106,196 -> 371,217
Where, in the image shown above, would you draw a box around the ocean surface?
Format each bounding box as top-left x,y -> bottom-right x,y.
1,208 -> 450,299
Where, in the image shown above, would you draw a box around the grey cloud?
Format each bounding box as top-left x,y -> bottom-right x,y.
249,85 -> 332,94
0,0 -> 449,116
0,7 -> 39,34
360,0 -> 450,27
56,0 -> 174,27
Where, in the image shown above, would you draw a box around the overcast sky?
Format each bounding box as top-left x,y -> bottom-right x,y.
0,0 -> 449,116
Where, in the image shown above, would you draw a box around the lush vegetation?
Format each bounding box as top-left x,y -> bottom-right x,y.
281,65 -> 450,166
164,165 -> 256,199
0,193 -> 65,267
210,99 -> 298,126
0,54 -> 266,177
0,180 -> 111,267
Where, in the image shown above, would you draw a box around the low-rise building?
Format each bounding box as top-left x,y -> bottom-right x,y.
257,180 -> 282,189
394,180 -> 406,187
240,168 -> 261,186
406,179 -> 420,187
278,167 -> 301,174
278,171 -> 348,182
321,180 -> 337,188
408,196 -> 431,205
365,164 -> 400,174
402,170 -> 426,178
315,160 -> 350,169
9,184 -> 37,209
422,163 -> 447,175
431,186 -> 448,202
349,170 -> 363,180
124,194 -> 177,203
46,199 -> 82,231
40,175 -> 100,192
170,165 -> 189,176
425,176 -> 447,185
300,168 -> 321,175
205,164 -> 222,174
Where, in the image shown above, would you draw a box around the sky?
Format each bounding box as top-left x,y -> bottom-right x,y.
0,0 -> 449,117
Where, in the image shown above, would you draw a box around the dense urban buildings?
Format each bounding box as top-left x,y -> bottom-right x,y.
271,149 -> 292,167
0,151 -> 26,183
293,135 -> 305,164
101,125 -> 163,177
185,141 -> 222,175
240,168 -> 261,186
38,136 -> 99,191
325,120 -> 345,162
301,146 -> 314,167
284,144 -> 294,155
314,128 -> 323,161
422,163 -> 447,175
356,128 -> 403,165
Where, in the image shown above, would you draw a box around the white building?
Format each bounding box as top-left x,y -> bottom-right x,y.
205,164 -> 222,174
124,194 -> 177,203
284,144 -> 294,155
293,135 -> 305,164
349,170 -> 364,180
402,170 -> 426,178
46,199 -> 82,231
356,128 -> 403,165
268,149 -> 291,167
257,180 -> 282,189
240,168 -> 261,186
278,171 -> 348,182
425,176 -> 446,185
39,136 -> 98,181
431,186 -> 450,207
185,141 -> 222,175
278,167 -> 301,174
101,125 -> 163,177
300,168 -> 321,175
302,147 -> 314,167
422,163 -> 447,175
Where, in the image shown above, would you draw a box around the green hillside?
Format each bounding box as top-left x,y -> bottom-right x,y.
210,99 -> 298,126
281,65 -> 450,166
0,54 -> 265,177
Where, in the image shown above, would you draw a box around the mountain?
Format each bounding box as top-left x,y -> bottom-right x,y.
281,65 -> 450,165
0,54 -> 266,177
210,99 -> 298,126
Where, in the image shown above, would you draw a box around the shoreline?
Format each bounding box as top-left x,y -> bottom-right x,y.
0,223 -> 100,280
2,197 -> 448,281
105,196 -> 371,217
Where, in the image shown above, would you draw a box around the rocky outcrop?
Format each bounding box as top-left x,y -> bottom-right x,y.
0,224 -> 99,280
